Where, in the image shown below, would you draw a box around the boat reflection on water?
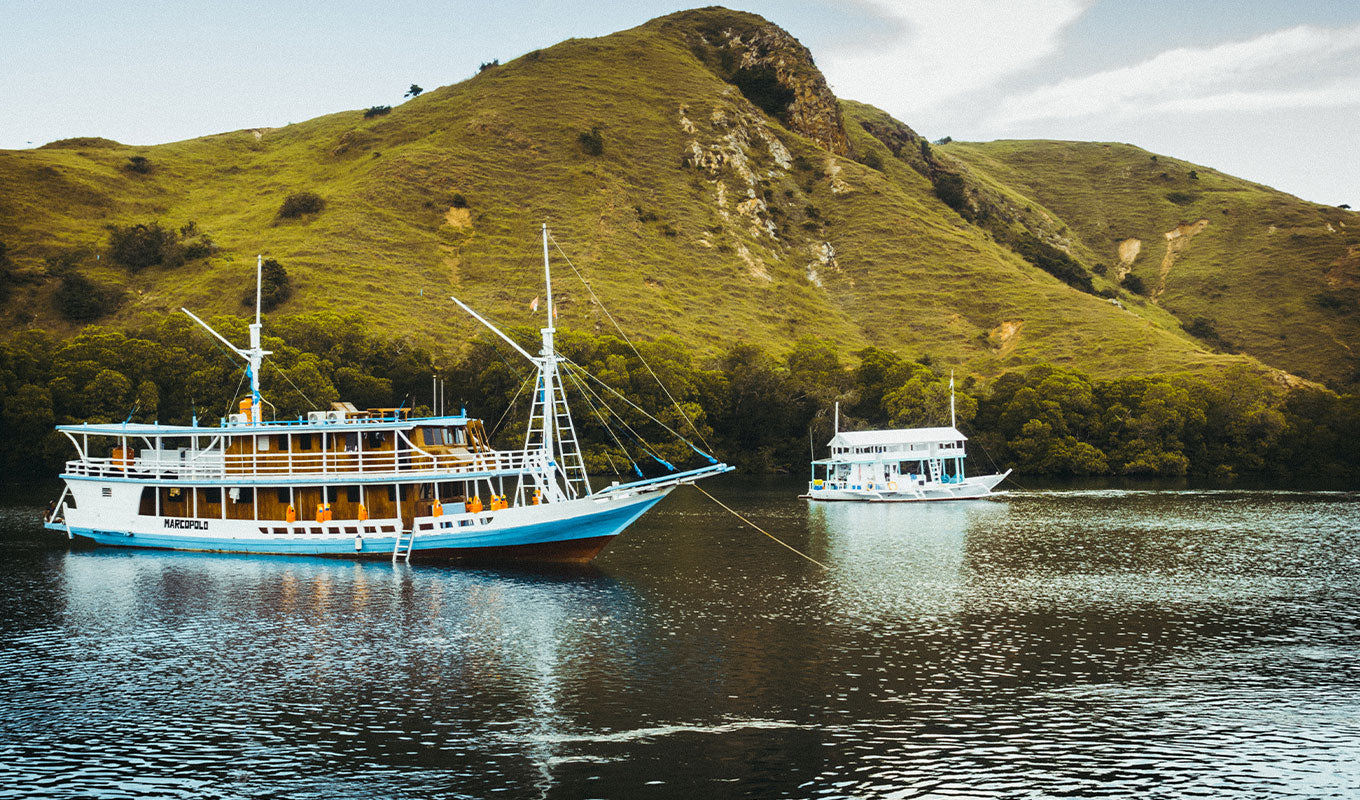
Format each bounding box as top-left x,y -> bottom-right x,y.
807,498 -> 1009,619
44,548 -> 646,796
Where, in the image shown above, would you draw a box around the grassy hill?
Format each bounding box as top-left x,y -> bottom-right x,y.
941,139 -> 1360,386
1,7 -> 1352,387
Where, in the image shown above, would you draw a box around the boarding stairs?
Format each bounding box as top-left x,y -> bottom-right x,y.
392,528 -> 414,563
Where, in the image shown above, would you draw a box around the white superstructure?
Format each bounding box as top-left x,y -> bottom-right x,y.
803,401 -> 1009,502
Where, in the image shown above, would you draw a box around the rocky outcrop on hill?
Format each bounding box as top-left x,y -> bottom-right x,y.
661,8 -> 849,155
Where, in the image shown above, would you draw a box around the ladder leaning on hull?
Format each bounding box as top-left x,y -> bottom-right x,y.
392,529 -> 414,563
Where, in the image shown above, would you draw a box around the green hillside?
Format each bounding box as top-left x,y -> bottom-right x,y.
1,7 -> 1350,387
941,140 -> 1360,386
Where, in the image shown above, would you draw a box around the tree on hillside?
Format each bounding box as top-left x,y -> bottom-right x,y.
243,258 -> 293,311
405,84 -> 423,98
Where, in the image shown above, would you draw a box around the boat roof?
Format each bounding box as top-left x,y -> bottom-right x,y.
56,414 -> 472,437
829,427 -> 966,447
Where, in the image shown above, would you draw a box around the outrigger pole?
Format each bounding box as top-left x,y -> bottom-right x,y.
181,254 -> 270,424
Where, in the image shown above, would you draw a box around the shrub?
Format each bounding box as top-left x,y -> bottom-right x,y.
244,258 -> 293,311
105,221 -> 214,270
363,105 -> 391,119
634,206 -> 659,223
858,149 -> 884,171
0,241 -> 12,302
450,193 -> 468,208
54,271 -> 121,321
731,65 -> 794,119
1165,191 -> 1196,205
578,126 -> 604,156
935,136 -> 953,145
1014,234 -> 1094,293
277,191 -> 325,219
124,155 -> 152,174
478,60 -> 499,72
1312,291 -> 1355,313
1121,273 -> 1147,295
404,84 -> 423,98
1092,262 -> 1109,276
1188,170 -> 1199,180
919,139 -> 933,161
106,222 -> 177,270
1183,316 -> 1236,352
933,173 -> 968,213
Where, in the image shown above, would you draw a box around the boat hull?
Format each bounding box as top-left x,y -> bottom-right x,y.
45,488 -> 669,564
803,471 -> 1010,503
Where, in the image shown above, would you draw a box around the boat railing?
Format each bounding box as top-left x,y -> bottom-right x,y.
62,447 -> 550,482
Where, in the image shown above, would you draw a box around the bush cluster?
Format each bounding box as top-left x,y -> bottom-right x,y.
578,127 -> 604,156
277,191 -> 325,219
105,222 -> 215,271
731,65 -> 794,120
1013,234 -> 1094,293
363,105 -> 391,119
242,258 -> 293,312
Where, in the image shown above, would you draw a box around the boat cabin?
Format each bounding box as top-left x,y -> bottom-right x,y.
814,427 -> 968,490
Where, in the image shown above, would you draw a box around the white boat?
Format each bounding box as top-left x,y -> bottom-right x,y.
43,226 -> 731,562
802,389 -> 1010,503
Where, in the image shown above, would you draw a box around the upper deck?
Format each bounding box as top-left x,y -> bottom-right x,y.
56,411 -> 541,486
817,426 -> 967,464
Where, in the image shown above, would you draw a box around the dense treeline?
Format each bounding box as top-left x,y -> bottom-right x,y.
2,314 -> 1357,483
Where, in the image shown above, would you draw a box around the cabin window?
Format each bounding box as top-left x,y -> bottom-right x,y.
345,486 -> 360,503
235,488 -> 254,503
454,428 -> 466,445
386,486 -> 396,502
276,488 -> 289,503
298,434 -> 313,450
365,431 -> 387,449
340,433 -> 358,451
203,488 -> 221,504
139,487 -> 155,515
257,436 -> 271,451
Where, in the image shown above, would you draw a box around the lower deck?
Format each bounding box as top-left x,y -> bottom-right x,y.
48,486 -> 669,563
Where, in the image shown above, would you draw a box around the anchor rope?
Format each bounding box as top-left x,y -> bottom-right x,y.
689,484 -> 830,570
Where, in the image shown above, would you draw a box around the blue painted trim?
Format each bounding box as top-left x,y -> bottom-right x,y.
45,496 -> 664,557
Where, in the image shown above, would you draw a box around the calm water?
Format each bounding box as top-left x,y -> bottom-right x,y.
1,477 -> 1358,799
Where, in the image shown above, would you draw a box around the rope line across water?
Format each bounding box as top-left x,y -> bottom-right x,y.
690,484 -> 829,570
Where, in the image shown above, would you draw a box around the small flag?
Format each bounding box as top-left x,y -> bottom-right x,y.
530,296 -> 540,312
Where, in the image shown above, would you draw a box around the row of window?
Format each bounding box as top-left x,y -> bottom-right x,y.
256,524 -> 399,535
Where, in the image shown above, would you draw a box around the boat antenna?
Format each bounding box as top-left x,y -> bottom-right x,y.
950,370 -> 956,429
834,400 -> 839,435
180,253 -> 270,425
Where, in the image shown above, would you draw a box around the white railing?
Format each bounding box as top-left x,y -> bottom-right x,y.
63,448 -> 548,482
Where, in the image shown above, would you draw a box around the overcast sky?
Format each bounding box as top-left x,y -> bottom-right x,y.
2,0 -> 1356,205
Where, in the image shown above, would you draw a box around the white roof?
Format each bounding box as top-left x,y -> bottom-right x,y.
829,427 -> 966,447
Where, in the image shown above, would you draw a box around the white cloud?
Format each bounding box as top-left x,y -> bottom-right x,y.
990,23 -> 1360,127
817,0 -> 1091,111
